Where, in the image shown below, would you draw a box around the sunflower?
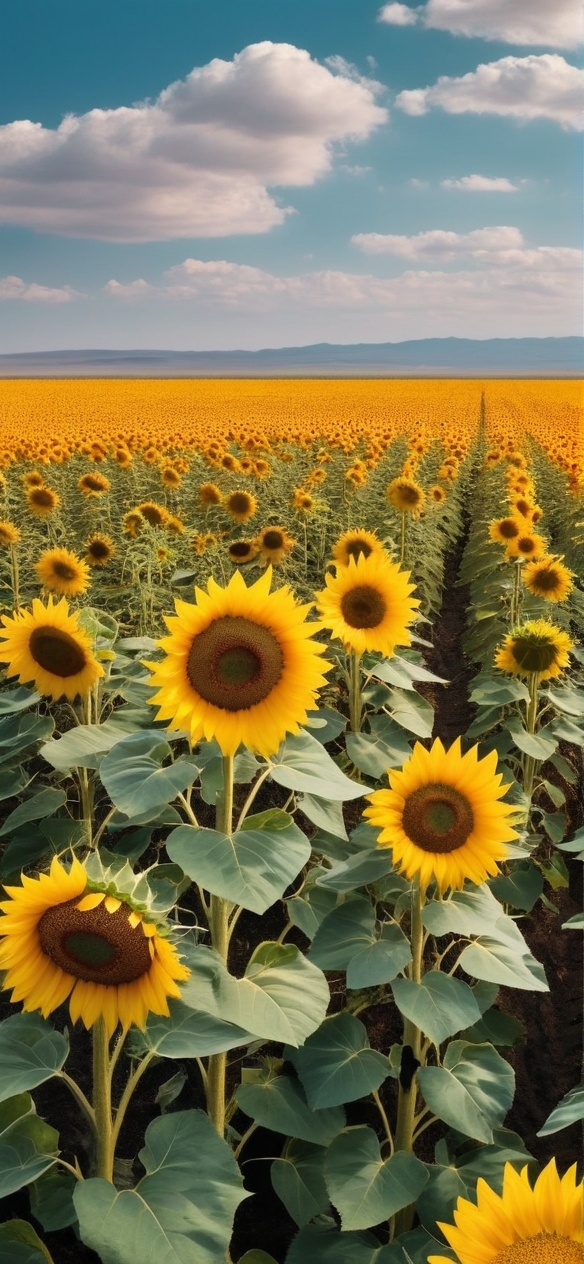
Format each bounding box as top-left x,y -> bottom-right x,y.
85,533 -> 115,567
429,485 -> 446,504
506,532 -> 546,561
386,477 -> 425,515
78,472 -> 110,496
228,539 -> 259,565
123,509 -> 145,537
364,737 -> 518,894
160,466 -> 181,488
27,486 -> 60,517
0,596 -> 103,700
292,488 -> 315,512
315,551 -> 418,655
495,619 -> 573,680
0,857 -> 189,1037
22,471 -> 45,489
115,448 -> 132,468
165,514 -> 185,536
331,529 -> 384,566
522,555 -> 574,603
35,548 -> 90,598
225,490 -> 258,523
256,526 -> 296,565
0,521 -> 20,547
488,516 -> 521,545
429,1158 -> 584,1264
145,567 -> 330,758
191,534 -> 208,557
199,482 -> 223,507
252,459 -> 270,478
138,501 -> 169,528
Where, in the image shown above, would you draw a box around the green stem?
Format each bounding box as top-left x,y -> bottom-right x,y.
399,511 -> 407,566
111,1051 -> 156,1153
92,1017 -> 114,1181
510,560 -> 522,626
206,754 -> 234,1137
523,671 -> 540,803
57,1071 -> 96,1130
9,546 -> 20,610
393,878 -> 424,1236
349,650 -> 363,733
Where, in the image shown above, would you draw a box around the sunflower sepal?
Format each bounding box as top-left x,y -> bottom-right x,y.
83,850 -> 189,925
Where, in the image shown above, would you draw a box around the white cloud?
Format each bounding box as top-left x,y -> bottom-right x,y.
99,247 -> 582,338
0,42 -> 386,242
0,275 -> 79,302
441,174 -> 519,191
351,225 -> 581,268
378,0 -> 583,50
396,54 -> 584,129
378,4 -> 419,26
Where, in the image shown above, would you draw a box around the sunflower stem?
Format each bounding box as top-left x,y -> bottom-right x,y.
9,545 -> 20,610
349,650 -> 363,732
111,1050 -> 156,1153
393,877 -> 424,1237
510,559 -> 522,626
399,511 -> 407,566
92,1017 -> 114,1182
523,671 -> 540,803
206,754 -> 235,1137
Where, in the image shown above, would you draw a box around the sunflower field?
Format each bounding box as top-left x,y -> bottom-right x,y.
0,376 -> 582,1264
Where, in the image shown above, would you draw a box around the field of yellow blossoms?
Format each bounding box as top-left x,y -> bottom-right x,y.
0,376 -> 581,1264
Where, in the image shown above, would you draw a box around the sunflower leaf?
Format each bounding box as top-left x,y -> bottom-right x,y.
0,1015 -> 69,1103
236,1074 -> 345,1145
324,1126 -> 429,1230
290,1012 -> 389,1109
165,819 -> 311,915
392,975 -> 482,1047
417,1042 -> 515,1144
0,1219 -> 56,1263
536,1085 -> 584,1135
74,1109 -> 247,1264
99,731 -> 199,815
0,787 -> 67,838
271,1140 -> 331,1227
268,731 -> 366,800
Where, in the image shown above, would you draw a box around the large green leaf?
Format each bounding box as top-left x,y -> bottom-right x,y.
0,766 -> 29,803
165,816 -> 311,914
0,1015 -> 68,1103
458,917 -> 549,992
507,722 -> 557,761
422,885 -> 503,938
292,1012 -> 389,1108
371,656 -> 448,690
537,1085 -> 584,1136
285,1222 -> 436,1263
0,1221 -> 55,1264
346,924 -> 412,989
489,861 -> 544,912
286,883 -> 338,940
99,732 -> 199,816
74,1109 -> 247,1264
346,715 -> 412,778
0,788 -> 67,838
39,717 -> 140,771
324,1126 -> 429,1230
28,1167 -> 78,1231
297,793 -> 348,841
128,998 -> 255,1059
308,895 -> 376,970
237,1073 -> 345,1144
315,849 -> 393,893
271,1140 -> 330,1226
417,1041 -> 515,1143
0,687 -> 40,715
267,732 -> 365,800
0,712 -> 54,766
384,689 -> 434,739
392,974 -> 482,1047
0,1094 -> 58,1198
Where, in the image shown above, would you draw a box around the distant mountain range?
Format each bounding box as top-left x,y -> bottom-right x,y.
0,337 -> 581,377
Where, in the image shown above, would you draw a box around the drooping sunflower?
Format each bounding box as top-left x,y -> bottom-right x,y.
386,477 -> 425,515
22,470 -> 45,489
35,547 -> 90,598
429,485 -> 446,504
428,1158 -> 584,1264
488,516 -> 521,545
292,488 -> 315,512
199,482 -> 223,507
364,737 -> 518,894
506,531 -> 546,561
85,533 -> 115,567
27,486 -> 60,517
256,526 -> 296,566
78,472 -> 110,496
522,555 -> 574,603
495,619 -> 573,680
145,567 -> 331,757
165,514 -> 185,536
122,509 -> 145,537
315,551 -> 419,656
0,520 -> 20,547
137,501 -> 169,528
160,466 -> 181,488
225,490 -> 258,523
0,857 -> 190,1037
228,539 -> 259,565
331,528 -> 384,566
0,596 -> 104,700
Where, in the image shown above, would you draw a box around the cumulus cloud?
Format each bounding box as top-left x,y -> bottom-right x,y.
0,275 -> 79,302
395,54 -> 584,129
99,246 -> 582,338
378,0 -> 583,50
0,42 -> 386,242
351,226 -> 581,269
440,174 -> 519,191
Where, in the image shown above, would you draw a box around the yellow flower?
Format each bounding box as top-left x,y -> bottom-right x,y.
488,516 -> 521,545
505,531 -> 546,561
27,486 -> 60,517
292,488 -> 315,512
228,539 -> 259,564
225,490 -> 258,523
123,509 -> 145,537
0,857 -> 189,1037
386,477 -> 425,515
199,482 -> 223,507
0,521 -> 20,547
256,526 -> 296,565
495,619 -> 573,680
364,737 -> 518,894
429,1158 -> 583,1264
145,567 -> 331,757
0,596 -> 104,700
85,534 -> 115,567
35,548 -> 90,597
522,555 -> 574,603
331,529 -> 384,566
137,501 -> 169,528
78,472 -> 110,496
315,550 -> 418,655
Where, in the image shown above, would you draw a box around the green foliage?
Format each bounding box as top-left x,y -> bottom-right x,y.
166,814 -> 311,914
324,1127 -> 429,1230
291,1012 -> 389,1108
0,1220 -> 55,1264
0,1015 -> 68,1102
417,1041 -> 515,1143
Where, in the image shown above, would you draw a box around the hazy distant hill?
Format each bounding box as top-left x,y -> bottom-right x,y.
0,337 -> 581,377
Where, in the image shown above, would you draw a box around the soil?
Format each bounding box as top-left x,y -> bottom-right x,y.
0,523 -> 582,1263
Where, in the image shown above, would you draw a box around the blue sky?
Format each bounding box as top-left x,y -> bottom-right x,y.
0,0 -> 581,350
